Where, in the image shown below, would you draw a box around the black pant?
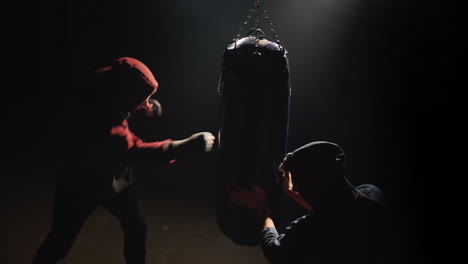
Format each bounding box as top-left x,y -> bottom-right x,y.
33,185 -> 146,264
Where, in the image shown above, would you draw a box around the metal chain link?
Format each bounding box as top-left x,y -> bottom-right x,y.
236,5 -> 256,39
236,0 -> 281,44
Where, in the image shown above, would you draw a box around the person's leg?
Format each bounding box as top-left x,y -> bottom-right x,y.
33,189 -> 98,264
103,187 -> 146,264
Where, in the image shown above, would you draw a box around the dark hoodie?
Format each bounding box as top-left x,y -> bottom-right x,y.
261,141 -> 385,264
56,57 -> 174,195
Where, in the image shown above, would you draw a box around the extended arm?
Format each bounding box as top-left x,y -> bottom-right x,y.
127,131 -> 215,165
227,184 -> 302,264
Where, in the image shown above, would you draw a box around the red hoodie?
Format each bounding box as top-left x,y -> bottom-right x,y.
56,57 -> 174,195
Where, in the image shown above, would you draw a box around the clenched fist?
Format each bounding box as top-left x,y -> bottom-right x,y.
188,132 -> 215,152
170,132 -> 215,154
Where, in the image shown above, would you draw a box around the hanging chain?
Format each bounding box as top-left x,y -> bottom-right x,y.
263,9 -> 280,43
236,1 -> 258,39
254,0 -> 261,38
236,0 -> 281,44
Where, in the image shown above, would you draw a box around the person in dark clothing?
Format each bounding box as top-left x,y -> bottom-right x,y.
33,57 -> 215,264
228,141 -> 384,264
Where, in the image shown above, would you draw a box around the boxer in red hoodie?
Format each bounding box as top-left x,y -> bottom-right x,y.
33,57 -> 215,264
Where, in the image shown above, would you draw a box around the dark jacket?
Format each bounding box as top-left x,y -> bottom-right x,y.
261,185 -> 385,264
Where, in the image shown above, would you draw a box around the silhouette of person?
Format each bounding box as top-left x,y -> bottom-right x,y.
33,57 -> 215,264
228,141 -> 384,264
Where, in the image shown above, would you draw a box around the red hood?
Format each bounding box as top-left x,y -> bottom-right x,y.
95,57 -> 158,113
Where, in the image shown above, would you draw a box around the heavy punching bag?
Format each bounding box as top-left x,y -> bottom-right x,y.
216,26 -> 292,245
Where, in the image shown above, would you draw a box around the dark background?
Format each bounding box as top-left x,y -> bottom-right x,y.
3,0 -> 464,263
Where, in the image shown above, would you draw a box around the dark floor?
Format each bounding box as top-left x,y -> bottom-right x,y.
2,161 -> 268,264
